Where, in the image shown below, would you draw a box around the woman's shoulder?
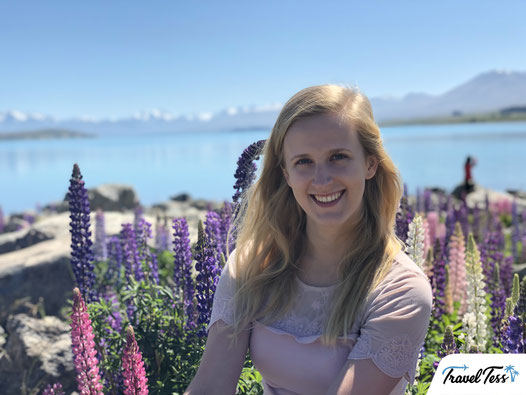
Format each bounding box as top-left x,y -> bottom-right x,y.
368,251 -> 433,308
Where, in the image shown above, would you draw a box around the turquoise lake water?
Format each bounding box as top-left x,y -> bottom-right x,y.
1,121 -> 526,215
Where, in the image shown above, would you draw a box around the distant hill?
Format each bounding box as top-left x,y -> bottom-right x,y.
2,70 -> 526,134
0,128 -> 96,141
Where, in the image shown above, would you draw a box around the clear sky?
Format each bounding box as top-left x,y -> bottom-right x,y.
1,0 -> 525,119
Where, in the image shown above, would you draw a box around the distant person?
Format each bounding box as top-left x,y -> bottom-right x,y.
185,85 -> 432,394
464,156 -> 476,193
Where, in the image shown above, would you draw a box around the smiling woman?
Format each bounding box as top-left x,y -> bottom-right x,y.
185,85 -> 433,395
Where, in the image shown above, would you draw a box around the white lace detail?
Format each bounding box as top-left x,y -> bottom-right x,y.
349,333 -> 415,381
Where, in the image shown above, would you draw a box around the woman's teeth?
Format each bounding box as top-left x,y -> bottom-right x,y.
313,191 -> 343,203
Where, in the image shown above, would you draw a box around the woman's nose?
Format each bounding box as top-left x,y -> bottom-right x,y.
312,164 -> 332,186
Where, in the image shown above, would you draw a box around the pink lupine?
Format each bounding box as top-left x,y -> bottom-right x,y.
122,326 -> 148,395
70,288 -> 104,395
448,222 -> 467,315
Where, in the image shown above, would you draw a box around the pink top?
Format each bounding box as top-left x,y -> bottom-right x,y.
208,251 -> 433,395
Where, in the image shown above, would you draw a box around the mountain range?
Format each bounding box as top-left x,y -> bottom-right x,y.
2,70 -> 526,135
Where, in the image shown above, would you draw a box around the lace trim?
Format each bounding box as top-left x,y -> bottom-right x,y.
348,333 -> 416,383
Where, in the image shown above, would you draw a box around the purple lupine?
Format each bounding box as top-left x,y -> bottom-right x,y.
489,263 -> 507,347
220,201 -> 234,257
172,218 -> 196,330
194,220 -> 221,337
502,316 -> 525,353
415,187 -> 423,213
479,232 -> 502,294
154,217 -> 170,252
105,235 -> 124,285
232,139 -> 266,205
501,256 -> 514,297
395,191 -> 414,242
423,188 -> 433,213
472,205 -> 481,243
104,291 -> 123,333
122,326 -> 148,395
522,235 -> 526,263
121,223 -> 144,282
70,288 -> 104,395
431,238 -> 447,320
511,200 -> 520,263
94,209 -> 108,262
204,211 -> 223,261
433,325 -> 459,369
42,382 -> 65,395
133,205 -> 144,233
0,205 -> 4,233
135,218 -> 158,284
67,164 -> 97,302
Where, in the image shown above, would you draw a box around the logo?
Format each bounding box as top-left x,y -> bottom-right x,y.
428,354 -> 525,395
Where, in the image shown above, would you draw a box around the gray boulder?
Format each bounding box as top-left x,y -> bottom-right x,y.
0,314 -> 75,394
87,184 -> 140,211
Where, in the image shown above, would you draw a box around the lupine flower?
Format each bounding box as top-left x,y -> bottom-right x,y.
395,190 -> 414,242
472,205 -> 481,243
194,221 -> 221,337
232,140 -> 265,205
515,277 -> 526,319
104,291 -> 123,333
511,274 -> 520,308
405,214 -> 426,272
502,315 -> 525,353
94,209 -> 108,262
154,217 -> 170,252
511,200 -> 520,262
489,263 -> 506,347
500,256 -> 513,297
172,217 -> 196,331
462,234 -> 489,353
42,382 -> 65,395
219,201 -> 234,257
205,211 -> 223,262
122,326 -> 148,395
105,235 -> 123,285
479,232 -> 503,294
426,211 -> 439,247
67,164 -> 97,302
431,238 -> 447,320
133,205 -> 144,233
433,325 -> 459,369
70,288 -> 103,395
121,223 -> 144,282
448,222 -> 467,315
135,218 -> 158,284
521,235 -> 526,263
423,188 -> 433,213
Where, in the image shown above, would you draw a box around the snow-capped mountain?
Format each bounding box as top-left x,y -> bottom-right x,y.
2,70 -> 526,135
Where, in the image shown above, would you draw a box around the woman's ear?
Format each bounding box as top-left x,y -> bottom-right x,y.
365,156 -> 378,179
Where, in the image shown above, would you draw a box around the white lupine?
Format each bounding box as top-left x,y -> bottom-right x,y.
405,214 -> 426,272
462,234 -> 489,352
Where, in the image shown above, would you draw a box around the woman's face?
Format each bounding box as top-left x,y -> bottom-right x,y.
282,112 -> 377,233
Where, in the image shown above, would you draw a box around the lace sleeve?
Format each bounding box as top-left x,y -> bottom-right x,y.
207,250 -> 237,332
347,260 -> 433,384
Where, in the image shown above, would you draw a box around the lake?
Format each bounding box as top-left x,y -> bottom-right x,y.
1,121 -> 526,215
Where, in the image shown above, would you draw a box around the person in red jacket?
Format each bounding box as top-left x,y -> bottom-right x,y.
464,156 -> 476,193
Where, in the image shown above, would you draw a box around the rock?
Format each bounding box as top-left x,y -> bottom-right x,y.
171,193 -> 191,202
450,183 -> 526,210
0,228 -> 54,254
87,184 -> 140,211
0,314 -> 75,394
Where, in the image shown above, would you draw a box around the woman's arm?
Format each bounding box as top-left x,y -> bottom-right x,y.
184,319 -> 250,395
326,358 -> 401,395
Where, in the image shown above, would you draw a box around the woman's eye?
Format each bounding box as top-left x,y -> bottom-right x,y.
295,158 -> 311,165
331,153 -> 348,161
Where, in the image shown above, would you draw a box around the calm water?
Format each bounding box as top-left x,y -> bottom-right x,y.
1,121 -> 526,215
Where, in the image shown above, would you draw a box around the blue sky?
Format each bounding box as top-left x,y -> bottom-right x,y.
1,0 -> 525,119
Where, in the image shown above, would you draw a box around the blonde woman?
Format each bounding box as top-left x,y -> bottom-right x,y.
185,85 -> 433,395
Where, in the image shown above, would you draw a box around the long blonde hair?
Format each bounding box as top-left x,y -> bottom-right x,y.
230,85 -> 402,345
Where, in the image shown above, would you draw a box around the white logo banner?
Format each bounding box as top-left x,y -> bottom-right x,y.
428,353 -> 526,395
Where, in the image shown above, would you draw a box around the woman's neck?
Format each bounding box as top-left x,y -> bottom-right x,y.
298,221 -> 353,284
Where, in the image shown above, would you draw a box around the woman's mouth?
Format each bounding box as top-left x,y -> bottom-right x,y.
310,190 -> 345,207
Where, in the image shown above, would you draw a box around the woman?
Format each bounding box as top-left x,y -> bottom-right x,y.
185,85 -> 433,394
